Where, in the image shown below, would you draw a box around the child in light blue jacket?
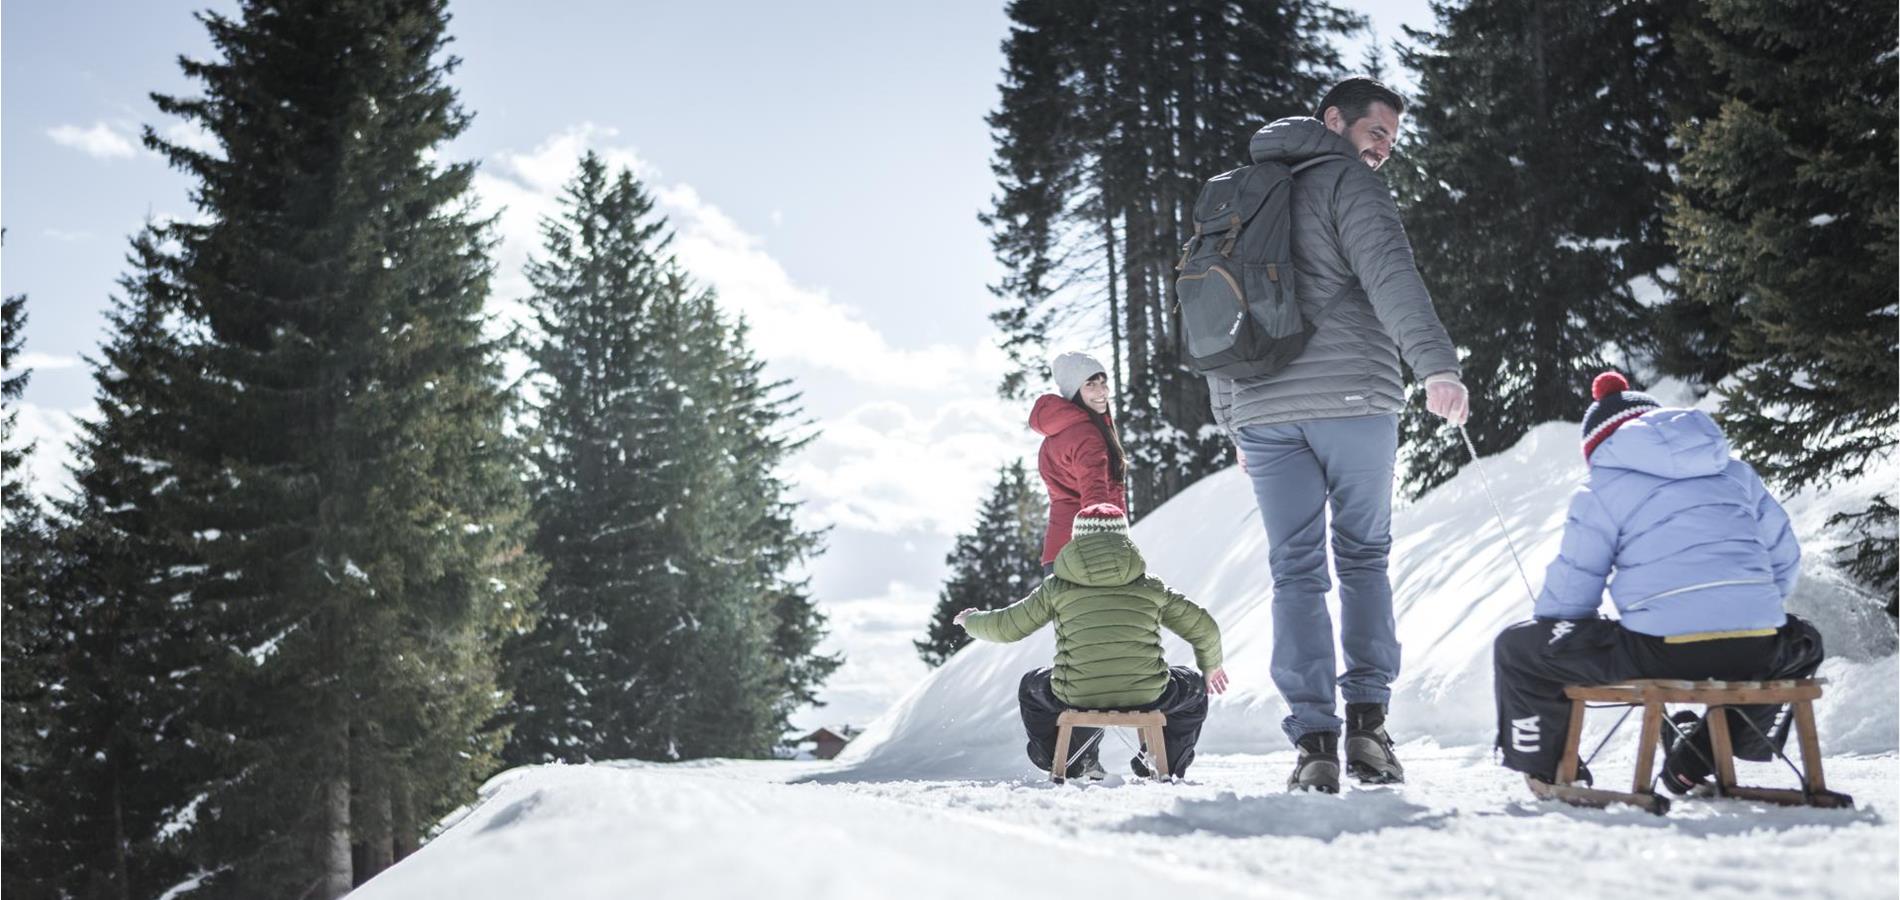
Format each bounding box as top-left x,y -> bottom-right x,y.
1493,373 -> 1824,792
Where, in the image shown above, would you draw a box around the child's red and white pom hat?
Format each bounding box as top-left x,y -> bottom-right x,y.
1580,371 -> 1661,460
1072,503 -> 1130,538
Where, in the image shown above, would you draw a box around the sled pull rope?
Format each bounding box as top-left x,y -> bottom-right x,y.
1459,425 -> 1539,606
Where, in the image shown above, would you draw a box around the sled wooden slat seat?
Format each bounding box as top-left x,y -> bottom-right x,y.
1051,710 -> 1168,783
1533,677 -> 1851,814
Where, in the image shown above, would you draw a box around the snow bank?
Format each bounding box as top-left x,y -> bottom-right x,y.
831,399 -> 1899,781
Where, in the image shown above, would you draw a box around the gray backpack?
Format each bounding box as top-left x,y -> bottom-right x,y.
1174,154 -> 1346,379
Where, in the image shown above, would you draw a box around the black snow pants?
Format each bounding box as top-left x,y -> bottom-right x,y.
1492,615 -> 1825,781
1019,666 -> 1210,777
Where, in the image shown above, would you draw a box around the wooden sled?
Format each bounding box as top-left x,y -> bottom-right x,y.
1051,710 -> 1169,783
1531,678 -> 1853,815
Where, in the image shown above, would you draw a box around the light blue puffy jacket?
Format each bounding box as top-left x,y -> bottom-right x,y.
1535,408 -> 1799,637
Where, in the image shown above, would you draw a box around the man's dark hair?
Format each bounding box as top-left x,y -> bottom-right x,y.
1315,76 -> 1406,125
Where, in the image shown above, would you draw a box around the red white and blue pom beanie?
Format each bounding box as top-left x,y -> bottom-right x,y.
1072,503 -> 1130,538
1581,371 -> 1661,461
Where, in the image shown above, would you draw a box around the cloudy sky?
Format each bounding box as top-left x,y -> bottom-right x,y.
3,0 -> 1433,732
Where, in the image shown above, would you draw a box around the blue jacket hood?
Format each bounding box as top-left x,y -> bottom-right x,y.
1590,409 -> 1732,480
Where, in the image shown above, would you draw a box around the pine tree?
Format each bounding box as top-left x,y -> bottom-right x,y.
984,0 -> 1363,516
503,158 -> 836,765
10,232 -> 213,899
1664,0 -> 1897,611
916,461 -> 1047,667
504,155 -> 684,763
1391,0 -> 1697,493
142,2 -> 541,894
1,290 -> 61,898
706,315 -> 840,739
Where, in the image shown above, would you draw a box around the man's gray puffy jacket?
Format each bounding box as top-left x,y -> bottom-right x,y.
1207,117 -> 1460,434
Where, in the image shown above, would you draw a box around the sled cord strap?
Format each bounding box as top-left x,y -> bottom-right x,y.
1734,705 -> 1810,787
1459,425 -> 1538,606
1582,705 -> 1634,770
1061,728 -> 1104,773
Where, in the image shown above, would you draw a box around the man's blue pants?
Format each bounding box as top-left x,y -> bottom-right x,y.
1237,414 -> 1400,744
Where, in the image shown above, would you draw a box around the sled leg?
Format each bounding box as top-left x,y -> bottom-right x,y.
1794,699 -> 1828,794
1555,698 -> 1587,785
1145,724 -> 1170,781
1631,701 -> 1663,794
1050,723 -> 1073,783
1705,705 -> 1739,796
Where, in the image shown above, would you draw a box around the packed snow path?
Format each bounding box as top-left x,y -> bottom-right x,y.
354,749 -> 1896,900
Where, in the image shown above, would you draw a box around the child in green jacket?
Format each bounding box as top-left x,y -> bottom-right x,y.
958,504 -> 1228,779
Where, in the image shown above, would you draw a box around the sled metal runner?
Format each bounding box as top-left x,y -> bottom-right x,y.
1532,678 -> 1852,815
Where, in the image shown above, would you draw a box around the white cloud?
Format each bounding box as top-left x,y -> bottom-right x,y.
47,122 -> 138,160
7,353 -> 82,372
659,183 -> 1004,390
470,124 -> 1007,392
159,121 -> 223,158
8,402 -> 94,502
41,228 -> 94,242
470,123 -> 1033,538
788,397 -> 1028,536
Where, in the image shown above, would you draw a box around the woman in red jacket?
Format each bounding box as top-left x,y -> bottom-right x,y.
1030,352 -> 1128,575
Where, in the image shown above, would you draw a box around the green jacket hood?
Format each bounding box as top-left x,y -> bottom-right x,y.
1052,532 -> 1146,586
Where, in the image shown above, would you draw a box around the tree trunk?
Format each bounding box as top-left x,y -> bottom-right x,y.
318,772 -> 352,899
392,782 -> 419,861
1527,0 -> 1564,422
1103,214 -> 1123,407
110,760 -> 130,900
319,612 -> 353,900
1121,199 -> 1152,515
352,781 -> 394,885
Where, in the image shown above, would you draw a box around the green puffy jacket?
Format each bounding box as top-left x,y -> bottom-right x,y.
963,532 -> 1223,709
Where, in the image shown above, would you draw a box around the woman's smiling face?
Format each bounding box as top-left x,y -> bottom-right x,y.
1079,373 -> 1110,414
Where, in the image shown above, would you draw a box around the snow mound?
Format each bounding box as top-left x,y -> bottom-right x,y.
829,401 -> 1899,782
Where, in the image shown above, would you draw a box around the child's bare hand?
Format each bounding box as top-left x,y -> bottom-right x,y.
953,607 -> 979,628
1206,666 -> 1229,695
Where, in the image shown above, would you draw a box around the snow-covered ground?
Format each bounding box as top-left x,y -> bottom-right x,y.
354,751 -> 1898,900
357,390 -> 1899,899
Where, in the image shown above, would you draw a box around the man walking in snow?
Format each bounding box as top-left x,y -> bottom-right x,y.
957,504 -> 1227,780
1206,76 -> 1467,792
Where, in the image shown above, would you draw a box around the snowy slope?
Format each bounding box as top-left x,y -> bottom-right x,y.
352,754 -> 1900,900
354,394 -> 1900,900
834,386 -> 1898,780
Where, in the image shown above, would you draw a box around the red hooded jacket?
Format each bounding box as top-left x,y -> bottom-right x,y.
1030,394 -> 1127,564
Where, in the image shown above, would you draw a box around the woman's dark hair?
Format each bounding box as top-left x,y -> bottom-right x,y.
1069,391 -> 1127,484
